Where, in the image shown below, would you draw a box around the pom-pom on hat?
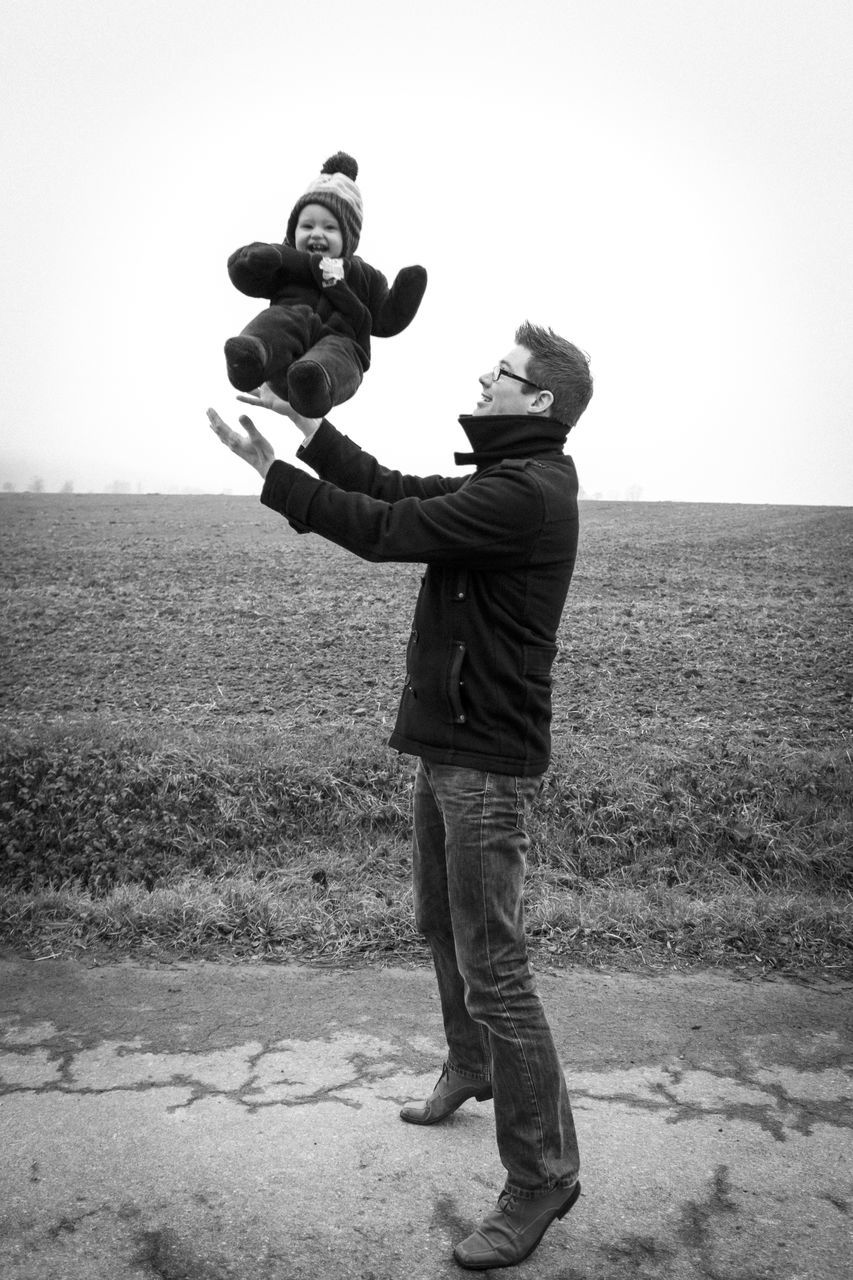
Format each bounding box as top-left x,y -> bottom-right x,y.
286,151 -> 363,257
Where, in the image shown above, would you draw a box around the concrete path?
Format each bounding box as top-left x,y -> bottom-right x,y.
0,957 -> 850,1279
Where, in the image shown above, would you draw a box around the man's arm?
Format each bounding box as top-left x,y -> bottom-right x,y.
206,407 -> 564,569
260,457 -> 554,569
295,422 -> 465,504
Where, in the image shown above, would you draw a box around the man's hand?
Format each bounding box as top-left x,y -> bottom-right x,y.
207,408 -> 275,479
235,383 -> 322,442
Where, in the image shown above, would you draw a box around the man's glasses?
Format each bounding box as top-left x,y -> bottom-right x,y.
491,365 -> 544,392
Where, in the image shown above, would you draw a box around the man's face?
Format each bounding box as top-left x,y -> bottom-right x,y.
473,344 -> 537,416
294,203 -> 344,256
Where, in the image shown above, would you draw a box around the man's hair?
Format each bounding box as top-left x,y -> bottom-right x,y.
515,321 -> 593,429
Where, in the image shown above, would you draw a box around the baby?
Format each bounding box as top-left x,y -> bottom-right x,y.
224,152 -> 427,417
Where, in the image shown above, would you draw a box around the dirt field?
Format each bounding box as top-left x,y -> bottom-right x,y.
2,493 -> 850,748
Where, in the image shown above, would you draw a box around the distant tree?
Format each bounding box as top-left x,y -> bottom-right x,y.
60,480 -> 74,493
107,480 -> 132,494
1,481 -> 15,493
625,484 -> 644,502
27,477 -> 44,493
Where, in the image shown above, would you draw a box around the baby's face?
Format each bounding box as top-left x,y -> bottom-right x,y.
294,203 -> 344,257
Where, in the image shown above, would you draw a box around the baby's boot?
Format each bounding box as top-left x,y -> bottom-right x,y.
287,360 -> 333,417
224,335 -> 268,392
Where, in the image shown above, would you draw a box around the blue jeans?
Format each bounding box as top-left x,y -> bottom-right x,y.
412,758 -> 580,1198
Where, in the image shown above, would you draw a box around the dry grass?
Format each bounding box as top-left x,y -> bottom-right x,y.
1,721 -> 851,974
3,873 -> 848,974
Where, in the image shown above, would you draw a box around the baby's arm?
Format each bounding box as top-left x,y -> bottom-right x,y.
369,264 -> 428,338
227,243 -> 320,298
227,243 -> 284,297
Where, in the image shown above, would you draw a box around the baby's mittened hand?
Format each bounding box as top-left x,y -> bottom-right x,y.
390,264 -> 428,323
396,264 -> 428,296
319,256 -> 345,287
245,244 -> 283,271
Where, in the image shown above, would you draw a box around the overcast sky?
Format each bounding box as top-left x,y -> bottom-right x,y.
1,0 -> 851,503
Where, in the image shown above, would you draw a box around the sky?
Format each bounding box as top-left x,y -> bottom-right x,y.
1,0 -> 851,504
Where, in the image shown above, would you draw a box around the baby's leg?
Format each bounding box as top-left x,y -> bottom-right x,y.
224,305 -> 317,394
287,332 -> 366,417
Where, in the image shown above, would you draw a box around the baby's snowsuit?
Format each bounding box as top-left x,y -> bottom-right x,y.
225,243 -> 427,415
224,151 -> 427,417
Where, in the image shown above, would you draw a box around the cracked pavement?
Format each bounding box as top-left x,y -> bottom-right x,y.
0,958 -> 850,1279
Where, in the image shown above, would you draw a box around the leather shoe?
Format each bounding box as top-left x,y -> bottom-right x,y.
399,1063 -> 492,1126
453,1180 -> 581,1270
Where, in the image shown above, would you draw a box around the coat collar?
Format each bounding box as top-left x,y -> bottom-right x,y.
454,414 -> 570,467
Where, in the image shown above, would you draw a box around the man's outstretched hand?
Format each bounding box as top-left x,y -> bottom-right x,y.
207,409 -> 275,479
236,383 -> 322,441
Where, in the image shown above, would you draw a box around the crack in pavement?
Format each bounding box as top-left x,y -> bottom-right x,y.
2,961 -> 850,1280
571,1074 -> 853,1142
3,1029 -> 851,1138
574,1083 -> 796,1141
0,1026 -> 419,1115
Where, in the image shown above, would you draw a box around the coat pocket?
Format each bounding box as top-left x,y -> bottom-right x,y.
404,628 -> 419,699
446,640 -> 467,724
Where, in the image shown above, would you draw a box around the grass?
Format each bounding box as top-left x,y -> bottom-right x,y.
1,494 -> 851,974
1,719 -> 850,974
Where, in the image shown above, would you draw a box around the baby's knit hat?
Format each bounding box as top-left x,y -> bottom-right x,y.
286,152 -> 363,257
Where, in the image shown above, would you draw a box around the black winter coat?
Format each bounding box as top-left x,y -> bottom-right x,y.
260,415 -> 580,776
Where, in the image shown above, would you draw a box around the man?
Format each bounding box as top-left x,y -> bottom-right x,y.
207,321 -> 593,1270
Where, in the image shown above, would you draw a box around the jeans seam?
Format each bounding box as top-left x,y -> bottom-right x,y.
480,772 -> 549,1183
419,760 -> 491,1080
